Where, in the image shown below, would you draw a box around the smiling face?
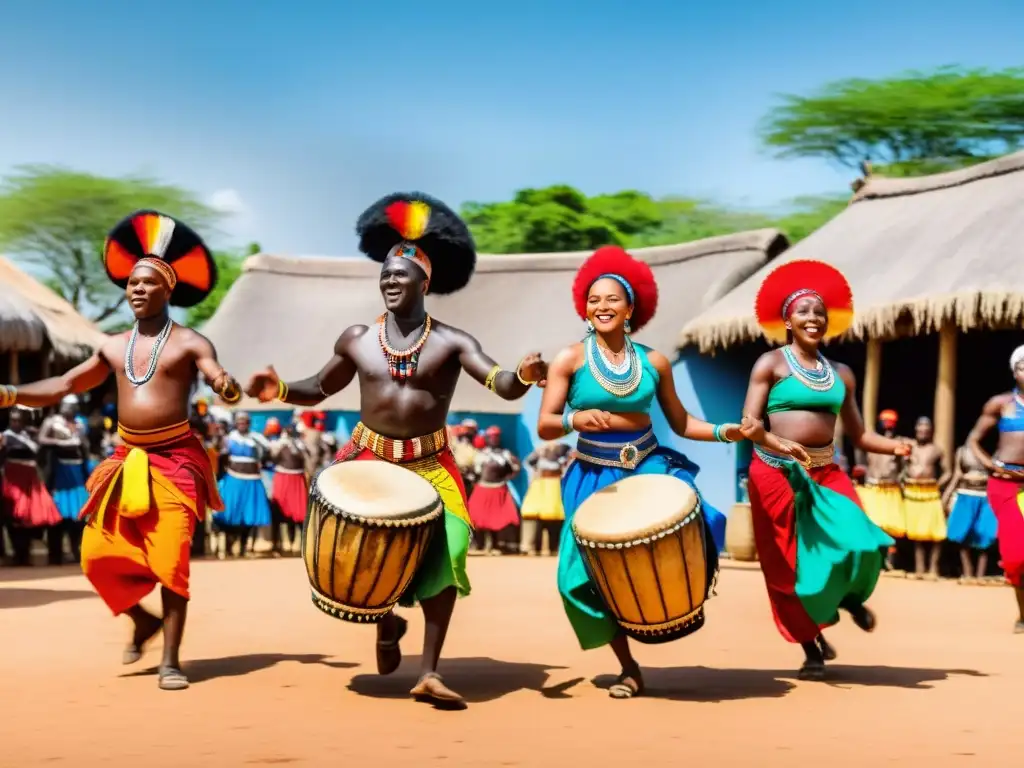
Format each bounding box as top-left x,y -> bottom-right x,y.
126,265 -> 171,319
785,295 -> 829,346
379,256 -> 427,314
587,277 -> 632,335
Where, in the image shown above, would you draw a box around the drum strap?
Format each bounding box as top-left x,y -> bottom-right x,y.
350,422 -> 448,462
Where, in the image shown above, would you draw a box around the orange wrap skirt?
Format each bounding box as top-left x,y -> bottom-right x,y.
79,422 -> 222,615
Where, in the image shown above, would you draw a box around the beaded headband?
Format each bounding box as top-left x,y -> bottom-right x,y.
593,273 -> 635,304
133,257 -> 178,291
386,241 -> 433,283
781,288 -> 823,319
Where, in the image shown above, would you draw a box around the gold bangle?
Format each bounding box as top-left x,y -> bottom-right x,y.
483,365 -> 501,392
277,379 -> 289,403
221,380 -> 241,404
515,358 -> 538,386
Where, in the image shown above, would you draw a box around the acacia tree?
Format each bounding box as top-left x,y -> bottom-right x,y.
0,166 -> 220,325
759,66 -> 1024,174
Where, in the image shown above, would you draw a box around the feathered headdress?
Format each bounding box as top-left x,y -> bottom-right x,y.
103,210 -> 217,308
572,245 -> 658,333
355,193 -> 476,296
754,259 -> 853,343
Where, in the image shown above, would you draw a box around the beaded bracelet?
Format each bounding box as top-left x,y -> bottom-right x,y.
562,409 -> 577,435
277,379 -> 289,403
713,423 -> 740,443
515,358 -> 539,386
484,365 -> 501,392
0,384 -> 17,408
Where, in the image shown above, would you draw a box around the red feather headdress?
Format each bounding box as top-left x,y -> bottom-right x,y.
754,259 -> 853,343
572,246 -> 658,333
103,210 -> 217,308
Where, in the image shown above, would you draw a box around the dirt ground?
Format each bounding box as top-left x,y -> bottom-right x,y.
1,556 -> 1021,767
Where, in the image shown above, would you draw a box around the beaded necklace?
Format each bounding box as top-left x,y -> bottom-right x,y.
378,313 -> 432,381
782,345 -> 835,392
586,334 -> 642,397
125,318 -> 173,386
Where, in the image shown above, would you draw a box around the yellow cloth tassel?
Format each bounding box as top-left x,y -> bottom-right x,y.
119,447 -> 152,518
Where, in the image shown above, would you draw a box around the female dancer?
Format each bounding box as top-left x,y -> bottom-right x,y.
966,345 -> 1024,632
739,260 -> 910,680
1,407 -> 61,565
538,245 -> 761,699
519,441 -> 569,555
942,442 -> 997,584
40,396 -> 90,564
215,411 -> 272,557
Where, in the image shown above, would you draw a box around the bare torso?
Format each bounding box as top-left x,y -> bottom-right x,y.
41,415 -> 87,462
477,448 -> 517,484
906,442 -> 943,481
993,393 -> 1024,465
345,319 -> 474,438
866,451 -> 901,484
957,445 -> 988,491
99,325 -> 204,431
274,437 -> 307,471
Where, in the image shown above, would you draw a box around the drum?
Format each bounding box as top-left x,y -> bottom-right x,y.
572,474 -> 709,643
303,460 -> 444,622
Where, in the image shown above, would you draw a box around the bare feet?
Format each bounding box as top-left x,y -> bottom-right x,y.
410,672 -> 467,709
608,664 -> 644,699
122,611 -> 162,665
375,614 -> 408,676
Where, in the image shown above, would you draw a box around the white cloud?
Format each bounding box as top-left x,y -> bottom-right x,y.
208,188 -> 247,215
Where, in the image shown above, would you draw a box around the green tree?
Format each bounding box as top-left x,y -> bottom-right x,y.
759,66 -> 1024,171
186,242 -> 261,328
0,165 -> 220,325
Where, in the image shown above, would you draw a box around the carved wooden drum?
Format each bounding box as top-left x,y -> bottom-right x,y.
572,474 -> 709,643
303,460 -> 443,622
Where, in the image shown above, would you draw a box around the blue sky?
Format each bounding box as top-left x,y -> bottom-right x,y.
1,0 -> 1021,256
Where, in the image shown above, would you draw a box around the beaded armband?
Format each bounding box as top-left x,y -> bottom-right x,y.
484,365 -> 502,392
0,384 -> 17,409
277,379 -> 289,403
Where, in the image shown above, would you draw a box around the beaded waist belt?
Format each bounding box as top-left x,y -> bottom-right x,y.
118,420 -> 192,449
755,443 -> 835,470
475,479 -> 508,489
575,428 -> 657,470
955,488 -> 987,498
274,466 -> 306,475
350,422 -> 447,463
226,468 -> 264,480
994,459 -> 1024,472
903,479 -> 940,501
865,479 -> 900,489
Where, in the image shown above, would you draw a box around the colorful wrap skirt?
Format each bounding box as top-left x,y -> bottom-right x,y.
856,481 -> 906,538
51,459 -> 90,522
2,460 -> 60,528
336,422 -> 472,606
748,446 -> 893,644
521,476 -> 564,521
986,464 -> 1024,587
902,479 -> 947,542
468,481 -> 520,531
215,471 -> 273,528
271,467 -> 308,524
556,428 -> 720,651
946,488 -> 997,550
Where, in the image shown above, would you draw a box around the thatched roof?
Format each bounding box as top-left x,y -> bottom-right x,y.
203,229 -> 788,413
0,257 -> 107,356
679,151 -> 1024,352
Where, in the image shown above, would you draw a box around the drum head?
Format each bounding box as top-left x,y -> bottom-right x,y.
315,460 -> 441,520
573,474 -> 698,543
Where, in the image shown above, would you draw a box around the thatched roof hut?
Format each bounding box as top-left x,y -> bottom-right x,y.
203,229 -> 789,413
679,151 -> 1024,353
0,256 -> 107,357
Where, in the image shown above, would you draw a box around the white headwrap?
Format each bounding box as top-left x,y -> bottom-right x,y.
1011,346 -> 1024,372
61,394 -> 79,406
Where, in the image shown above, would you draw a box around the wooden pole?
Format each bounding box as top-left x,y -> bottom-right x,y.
934,323 -> 957,461
861,338 -> 882,430
7,351 -> 18,385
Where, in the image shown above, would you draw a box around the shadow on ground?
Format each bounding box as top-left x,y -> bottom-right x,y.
121,653 -> 357,684
348,656 -> 576,705
590,664 -> 987,701
0,587 -> 94,609
0,563 -> 83,583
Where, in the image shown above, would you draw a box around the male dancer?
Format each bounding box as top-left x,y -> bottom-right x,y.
247,193 -> 547,707
39,395 -> 90,563
857,409 -> 906,570
903,416 -> 950,580
0,210 -> 235,690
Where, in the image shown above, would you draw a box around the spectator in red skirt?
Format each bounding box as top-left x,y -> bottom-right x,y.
2,408 -> 61,565
467,426 -> 521,554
